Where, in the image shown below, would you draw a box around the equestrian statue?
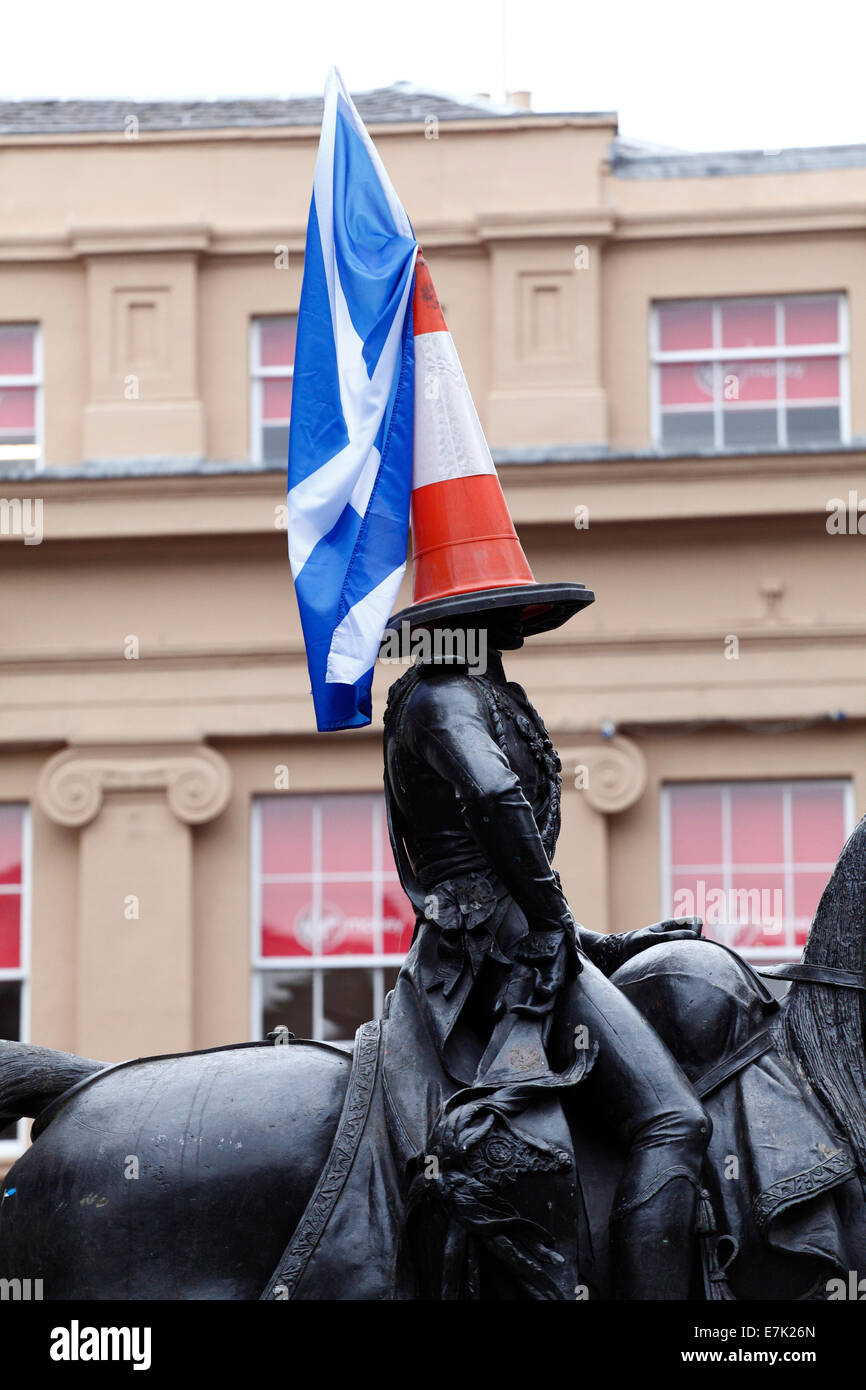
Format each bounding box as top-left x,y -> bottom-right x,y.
3,111 -> 864,1297
2,586 -> 866,1299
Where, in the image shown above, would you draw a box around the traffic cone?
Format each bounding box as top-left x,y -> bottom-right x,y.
384,254 -> 594,640
410,254 -> 535,605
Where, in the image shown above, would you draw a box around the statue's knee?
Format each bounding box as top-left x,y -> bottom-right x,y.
629,1097 -> 711,1161
681,1101 -> 712,1157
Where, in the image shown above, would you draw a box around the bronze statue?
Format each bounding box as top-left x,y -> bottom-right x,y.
2,602 -> 866,1299
379,597 -> 709,1299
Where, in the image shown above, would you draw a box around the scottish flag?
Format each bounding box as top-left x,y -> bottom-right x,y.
288,68 -> 418,731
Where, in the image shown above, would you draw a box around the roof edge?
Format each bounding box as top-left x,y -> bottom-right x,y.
1,439 -> 864,484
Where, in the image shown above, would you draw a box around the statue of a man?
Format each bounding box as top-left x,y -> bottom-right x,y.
383,604 -> 710,1299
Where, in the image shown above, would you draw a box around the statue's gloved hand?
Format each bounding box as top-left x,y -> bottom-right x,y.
622,916 -> 703,958
510,921 -> 581,1016
577,917 -> 703,976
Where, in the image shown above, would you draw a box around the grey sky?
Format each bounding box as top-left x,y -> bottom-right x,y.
7,0 -> 865,152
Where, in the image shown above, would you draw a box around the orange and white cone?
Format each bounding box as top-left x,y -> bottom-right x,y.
384,252 -> 594,639
410,254 -> 536,605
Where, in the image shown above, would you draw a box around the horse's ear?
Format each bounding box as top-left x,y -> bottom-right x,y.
803,813 -> 866,977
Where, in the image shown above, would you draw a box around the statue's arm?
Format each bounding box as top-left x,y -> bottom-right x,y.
403,677 -> 628,976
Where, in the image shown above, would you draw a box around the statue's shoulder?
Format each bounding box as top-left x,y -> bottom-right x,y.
393,664 -> 490,724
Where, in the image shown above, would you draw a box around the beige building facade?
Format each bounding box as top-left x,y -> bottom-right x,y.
2,88 -> 865,1163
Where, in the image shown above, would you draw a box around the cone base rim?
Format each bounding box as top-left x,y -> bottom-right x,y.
383,581 -> 595,639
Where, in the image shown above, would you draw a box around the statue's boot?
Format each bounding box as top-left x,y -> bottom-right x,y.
610,1172 -> 701,1300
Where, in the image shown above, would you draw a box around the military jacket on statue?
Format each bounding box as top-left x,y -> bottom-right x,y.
384,653 -> 625,1069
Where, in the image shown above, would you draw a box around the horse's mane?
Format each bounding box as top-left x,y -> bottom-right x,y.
773,815 -> 866,1174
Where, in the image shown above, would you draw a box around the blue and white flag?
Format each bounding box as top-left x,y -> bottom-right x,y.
288,68 -> 418,731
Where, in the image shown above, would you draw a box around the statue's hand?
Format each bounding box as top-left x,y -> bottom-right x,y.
511,925 -> 580,1011
617,916 -> 703,964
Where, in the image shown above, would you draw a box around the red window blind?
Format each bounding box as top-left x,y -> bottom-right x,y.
0,807 -> 22,969
258,795 -> 414,960
0,326 -> 34,375
666,781 -> 850,956
652,295 -> 846,451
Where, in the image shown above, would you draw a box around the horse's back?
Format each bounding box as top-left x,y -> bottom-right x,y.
0,1041 -> 350,1300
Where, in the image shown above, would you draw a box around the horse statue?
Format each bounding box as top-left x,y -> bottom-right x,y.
2,814 -> 866,1301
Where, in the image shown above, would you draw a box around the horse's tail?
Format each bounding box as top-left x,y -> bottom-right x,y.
0,1041 -> 105,1128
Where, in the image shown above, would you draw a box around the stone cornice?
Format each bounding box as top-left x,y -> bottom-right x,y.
0,209 -> 613,262
3,442 -> 862,485
72,223 -> 211,256
1,448 -> 861,540
4,198 -> 865,263
476,210 -> 615,241
37,744 -> 232,827
496,446 -> 866,483
613,201 -> 866,241
4,620 -> 866,677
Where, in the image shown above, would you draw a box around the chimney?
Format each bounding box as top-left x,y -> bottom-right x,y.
507,90 -> 532,110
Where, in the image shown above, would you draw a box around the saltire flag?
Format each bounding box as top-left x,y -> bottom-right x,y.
287,67 -> 418,731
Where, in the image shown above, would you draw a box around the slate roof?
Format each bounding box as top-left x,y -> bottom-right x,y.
2,87 -> 862,180
610,135 -> 866,178
0,84 -> 604,135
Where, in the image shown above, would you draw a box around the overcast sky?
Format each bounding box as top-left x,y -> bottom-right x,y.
6,0 -> 864,152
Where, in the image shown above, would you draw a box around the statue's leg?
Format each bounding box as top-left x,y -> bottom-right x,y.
555,956 -> 711,1300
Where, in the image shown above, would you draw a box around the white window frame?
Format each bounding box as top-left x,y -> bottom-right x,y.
660,778 -> 856,963
0,804 -> 32,1158
250,794 -> 409,1048
0,324 -> 43,470
649,294 -> 850,450
249,316 -> 295,465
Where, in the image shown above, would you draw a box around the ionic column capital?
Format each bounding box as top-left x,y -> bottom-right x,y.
559,734 -> 647,815
37,744 -> 232,828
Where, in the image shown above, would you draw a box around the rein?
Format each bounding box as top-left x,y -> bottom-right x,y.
693,1030 -> 775,1100
758,962 -> 866,991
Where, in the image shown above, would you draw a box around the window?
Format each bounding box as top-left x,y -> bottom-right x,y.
650,295 -> 849,450
0,325 -> 42,467
251,794 -> 415,1046
662,780 -> 854,962
0,806 -> 30,1151
250,316 -> 296,465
